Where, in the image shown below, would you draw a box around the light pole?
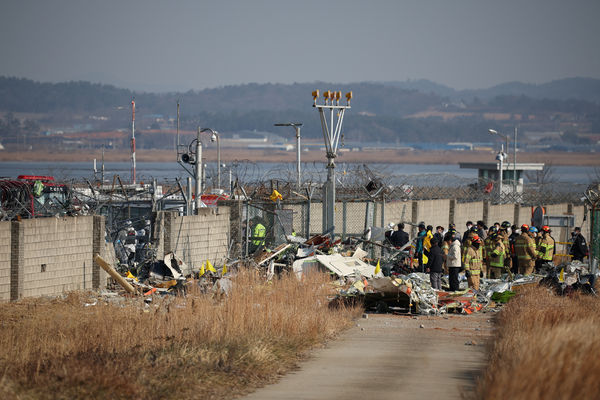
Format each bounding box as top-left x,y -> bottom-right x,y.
312,90 -> 352,235
489,128 -> 518,193
196,128 -> 217,210
274,122 -> 303,190
495,150 -> 504,200
210,131 -> 221,191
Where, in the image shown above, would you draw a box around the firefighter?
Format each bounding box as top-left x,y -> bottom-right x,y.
499,221 -> 512,272
488,231 -> 507,279
248,218 -> 266,254
515,224 -> 537,276
536,225 -> 555,271
464,234 -> 483,291
569,227 -> 589,262
462,226 -> 478,265
483,226 -> 498,278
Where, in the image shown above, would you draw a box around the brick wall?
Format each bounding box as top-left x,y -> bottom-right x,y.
159,207 -> 230,273
20,217 -> 94,298
0,222 -> 11,301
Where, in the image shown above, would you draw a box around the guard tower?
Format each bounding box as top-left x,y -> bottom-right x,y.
459,161 -> 545,198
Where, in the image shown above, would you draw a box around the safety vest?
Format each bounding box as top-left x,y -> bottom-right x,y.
33,180 -> 44,197
464,246 -> 482,274
489,240 -> 506,268
538,235 -> 555,261
515,233 -> 536,261
252,223 -> 266,246
423,230 -> 433,252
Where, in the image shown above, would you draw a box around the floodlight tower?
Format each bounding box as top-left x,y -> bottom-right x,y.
312,90 -> 352,234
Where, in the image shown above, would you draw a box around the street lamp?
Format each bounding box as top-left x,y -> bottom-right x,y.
210,131 -> 221,191
274,122 -> 303,190
196,128 -> 217,210
489,128 -> 518,193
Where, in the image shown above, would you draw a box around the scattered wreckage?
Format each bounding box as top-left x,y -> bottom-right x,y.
91,221 -> 597,318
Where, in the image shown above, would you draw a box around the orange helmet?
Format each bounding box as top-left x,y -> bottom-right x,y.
521,224 -> 529,232
541,225 -> 551,232
471,234 -> 481,243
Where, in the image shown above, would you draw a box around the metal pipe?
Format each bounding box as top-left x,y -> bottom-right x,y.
195,127 -> 202,212
498,149 -> 504,202
187,177 -> 192,216
274,123 -> 303,190
514,126 -> 518,193
295,125 -> 301,190
217,134 -> 221,190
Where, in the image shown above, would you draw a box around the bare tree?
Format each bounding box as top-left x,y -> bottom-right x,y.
526,161 -> 556,185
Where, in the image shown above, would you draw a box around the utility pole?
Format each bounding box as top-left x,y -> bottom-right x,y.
274,123 -> 303,190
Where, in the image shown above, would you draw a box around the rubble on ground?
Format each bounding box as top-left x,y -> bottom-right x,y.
91,224 -> 596,317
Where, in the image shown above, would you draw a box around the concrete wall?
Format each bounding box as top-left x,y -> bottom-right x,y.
2,216 -> 109,302
487,204 -> 514,226
454,202 -> 484,230
0,222 -> 11,302
414,199 -> 451,230
160,207 -> 230,273
290,200 -> 587,245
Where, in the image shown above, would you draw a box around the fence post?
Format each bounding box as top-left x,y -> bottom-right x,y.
411,200 -> 419,238
513,203 -> 520,225
305,198 -> 311,238
483,200 -> 490,227
342,201 -> 347,240
380,195 -> 386,228
364,201 -> 374,231
449,199 -> 456,227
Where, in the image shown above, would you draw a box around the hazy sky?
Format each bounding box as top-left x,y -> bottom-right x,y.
1,0 -> 599,92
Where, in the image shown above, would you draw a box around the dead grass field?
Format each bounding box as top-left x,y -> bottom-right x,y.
1,148 -> 599,166
475,286 -> 600,399
0,271 -> 361,400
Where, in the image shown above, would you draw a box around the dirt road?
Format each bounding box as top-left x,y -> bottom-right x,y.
243,313 -> 492,400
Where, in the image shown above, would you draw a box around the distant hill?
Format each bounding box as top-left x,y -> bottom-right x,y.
1,76 -> 599,145
383,77 -> 600,104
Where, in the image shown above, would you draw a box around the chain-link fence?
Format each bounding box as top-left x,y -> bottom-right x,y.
223,164 -> 597,258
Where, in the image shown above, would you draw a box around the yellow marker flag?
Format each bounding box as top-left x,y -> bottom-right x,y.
206,260 -> 217,273
374,259 -> 381,275
559,267 -> 564,283
269,189 -> 283,202
222,263 -> 227,276
199,263 -> 205,277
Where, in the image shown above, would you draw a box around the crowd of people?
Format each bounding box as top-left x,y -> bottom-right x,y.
386,220 -> 589,292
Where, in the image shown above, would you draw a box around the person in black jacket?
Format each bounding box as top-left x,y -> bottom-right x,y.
390,222 -> 409,248
570,227 -> 588,261
426,238 -> 443,290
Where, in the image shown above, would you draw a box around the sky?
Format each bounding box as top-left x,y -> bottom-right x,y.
1,0 -> 599,92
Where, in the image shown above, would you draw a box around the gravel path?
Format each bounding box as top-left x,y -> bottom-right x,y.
243,312 -> 492,400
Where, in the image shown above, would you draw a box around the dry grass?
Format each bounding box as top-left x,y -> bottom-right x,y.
475,286 -> 600,399
0,270 -> 361,399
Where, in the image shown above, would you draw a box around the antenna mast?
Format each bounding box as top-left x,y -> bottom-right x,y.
131,99 -> 136,184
